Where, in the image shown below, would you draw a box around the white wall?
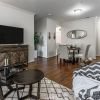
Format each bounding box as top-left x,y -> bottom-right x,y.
36,18 -> 47,58
0,2 -> 35,62
47,18 -> 56,58
36,18 -> 56,58
96,17 -> 100,56
61,17 -> 97,59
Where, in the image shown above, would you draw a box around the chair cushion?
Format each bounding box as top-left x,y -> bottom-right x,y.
75,54 -> 83,58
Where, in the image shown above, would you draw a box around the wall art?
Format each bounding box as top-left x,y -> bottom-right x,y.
53,32 -> 56,40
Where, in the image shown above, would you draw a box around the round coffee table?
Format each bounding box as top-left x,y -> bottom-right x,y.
13,69 -> 44,100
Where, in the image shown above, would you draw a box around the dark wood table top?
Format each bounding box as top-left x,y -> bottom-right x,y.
68,47 -> 80,50
13,69 -> 44,85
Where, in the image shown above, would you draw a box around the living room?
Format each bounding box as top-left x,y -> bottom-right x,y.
0,0 -> 100,100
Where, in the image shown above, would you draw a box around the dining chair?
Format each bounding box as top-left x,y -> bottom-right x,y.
57,45 -> 70,65
56,44 -> 66,63
75,44 -> 91,63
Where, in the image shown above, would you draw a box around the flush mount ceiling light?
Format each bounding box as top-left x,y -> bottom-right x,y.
74,9 -> 83,15
67,4 -> 91,16
48,13 -> 52,16
66,0 -> 91,16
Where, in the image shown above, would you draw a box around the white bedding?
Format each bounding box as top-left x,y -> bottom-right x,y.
73,75 -> 100,98
73,63 -> 100,99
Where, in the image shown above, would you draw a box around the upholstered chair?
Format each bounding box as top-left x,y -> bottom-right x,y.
57,45 -> 70,65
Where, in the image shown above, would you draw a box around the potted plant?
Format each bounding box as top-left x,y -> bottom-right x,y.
34,32 -> 40,58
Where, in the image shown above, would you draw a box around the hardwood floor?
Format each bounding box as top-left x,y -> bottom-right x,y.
28,56 -> 100,89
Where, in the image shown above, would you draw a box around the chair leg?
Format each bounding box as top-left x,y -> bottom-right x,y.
66,60 -> 68,67
57,55 -> 58,63
63,59 -> 65,65
16,84 -> 20,100
59,58 -> 60,64
80,58 -> 82,63
78,58 -> 80,64
60,58 -> 62,65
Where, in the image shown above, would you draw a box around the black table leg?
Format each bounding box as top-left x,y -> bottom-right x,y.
16,84 -> 20,100
3,85 -> 25,98
37,81 -> 40,99
29,84 -> 32,96
18,84 -> 39,100
72,51 -> 75,64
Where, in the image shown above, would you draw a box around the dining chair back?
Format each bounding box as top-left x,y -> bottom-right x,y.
59,45 -> 69,60
84,44 -> 91,59
75,44 -> 91,63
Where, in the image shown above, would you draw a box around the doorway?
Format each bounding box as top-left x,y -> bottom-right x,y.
56,26 -> 61,55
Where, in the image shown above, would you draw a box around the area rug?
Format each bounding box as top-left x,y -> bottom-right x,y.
3,77 -> 74,100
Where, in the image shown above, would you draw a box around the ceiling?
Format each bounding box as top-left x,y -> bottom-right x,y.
0,0 -> 100,23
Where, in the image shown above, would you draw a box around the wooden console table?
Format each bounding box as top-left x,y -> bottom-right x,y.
0,45 -> 28,68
